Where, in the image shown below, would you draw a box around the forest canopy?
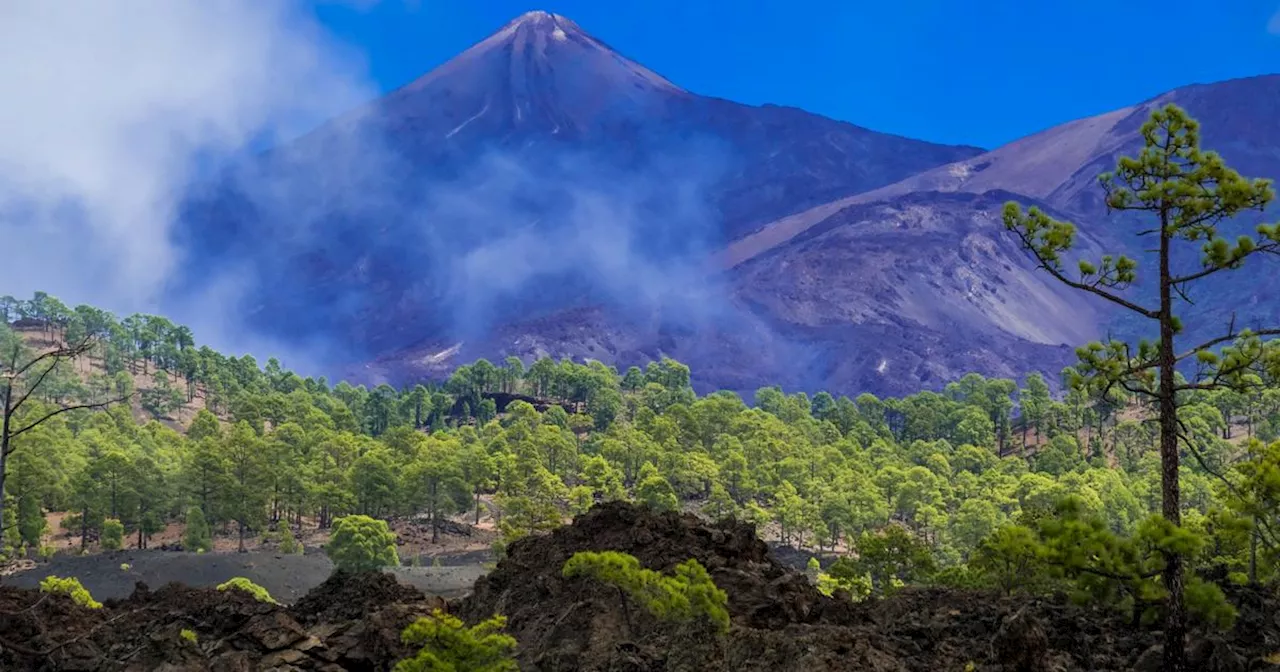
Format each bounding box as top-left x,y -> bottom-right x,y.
2,289 -> 1280,634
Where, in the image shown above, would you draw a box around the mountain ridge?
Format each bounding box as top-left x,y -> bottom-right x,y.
174,9 -> 984,397
175,12 -> 1280,397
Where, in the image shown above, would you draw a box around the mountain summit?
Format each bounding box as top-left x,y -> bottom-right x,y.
175,12 -> 987,394
378,10 -> 686,140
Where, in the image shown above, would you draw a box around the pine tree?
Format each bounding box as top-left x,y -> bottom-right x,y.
101,518 -> 123,550
1003,104 -> 1280,670
326,514 -> 399,572
184,506 -> 212,553
276,520 -> 302,555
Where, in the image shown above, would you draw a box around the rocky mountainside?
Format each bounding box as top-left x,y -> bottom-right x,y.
362,73 -> 1280,397
717,74 -> 1280,393
176,10 -> 1280,397
173,11 -> 981,394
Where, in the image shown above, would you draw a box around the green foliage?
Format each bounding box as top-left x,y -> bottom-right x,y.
39,575 -> 102,609
276,521 -> 302,555
180,628 -> 198,644
854,524 -> 936,595
141,370 -> 184,417
971,496 -> 1237,630
970,525 -> 1043,595
216,577 -> 279,604
634,463 -> 679,513
394,609 -> 518,672
815,557 -> 873,601
17,494 -> 46,549
568,485 -> 595,516
1001,103 -> 1280,668
326,514 -> 399,573
562,551 -> 730,634
184,507 -> 213,553
8,288 -> 1280,640
101,519 -> 124,550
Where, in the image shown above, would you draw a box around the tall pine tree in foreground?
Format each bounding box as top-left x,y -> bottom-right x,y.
1003,104 -> 1280,671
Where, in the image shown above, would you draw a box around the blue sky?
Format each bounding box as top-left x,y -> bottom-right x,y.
314,1 -> 1279,148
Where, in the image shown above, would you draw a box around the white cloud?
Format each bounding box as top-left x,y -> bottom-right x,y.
0,1 -> 374,318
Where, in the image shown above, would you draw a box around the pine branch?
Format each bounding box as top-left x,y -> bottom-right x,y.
1171,241 -> 1280,286
8,336 -> 94,379
1004,216 -> 1158,319
9,394 -> 132,443
1175,422 -> 1280,550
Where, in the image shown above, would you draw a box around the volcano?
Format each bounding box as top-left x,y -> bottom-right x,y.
175,12 -> 1280,397
173,9 -> 982,393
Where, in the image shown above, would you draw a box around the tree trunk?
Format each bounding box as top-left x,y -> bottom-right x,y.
430,481 -> 440,544
0,382 -> 12,553
475,490 -> 482,525
0,456 -> 7,558
1158,222 -> 1187,672
1250,525 -> 1258,585
237,520 -> 245,553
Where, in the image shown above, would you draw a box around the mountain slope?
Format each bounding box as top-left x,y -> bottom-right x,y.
727,74 -> 1280,268
174,10 -> 982,389
717,74 -> 1280,393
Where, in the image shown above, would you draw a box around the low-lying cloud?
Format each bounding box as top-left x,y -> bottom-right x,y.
182,124 -> 742,371
0,1 -> 375,366
1,4 -> 762,383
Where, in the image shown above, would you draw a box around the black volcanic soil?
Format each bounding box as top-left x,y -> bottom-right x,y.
0,572 -> 447,671
1,502 -> 1278,671
3,549 -> 485,604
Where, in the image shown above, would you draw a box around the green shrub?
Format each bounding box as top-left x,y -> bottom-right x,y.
394,608 -> 517,672
180,628 -> 198,644
216,577 -> 278,604
184,507 -> 212,553
562,551 -> 730,633
39,575 -> 102,609
325,515 -> 399,573
101,519 -> 124,550
814,557 -> 873,601
276,521 -> 302,555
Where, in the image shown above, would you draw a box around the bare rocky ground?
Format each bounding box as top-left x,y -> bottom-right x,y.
0,571 -> 445,671
3,549 -> 486,604
1,502 -> 1278,671
460,502 -> 1280,671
